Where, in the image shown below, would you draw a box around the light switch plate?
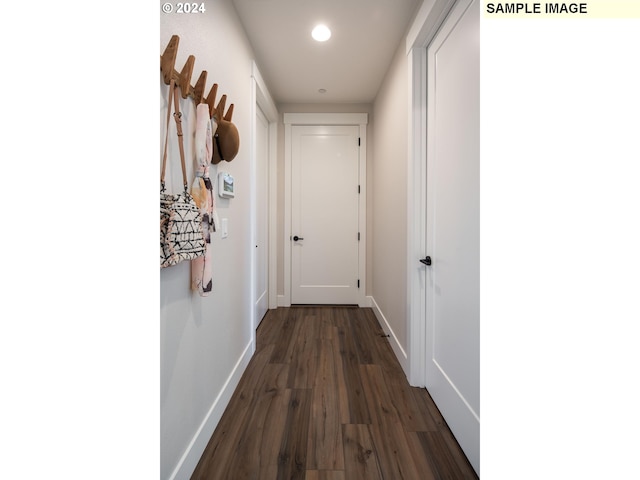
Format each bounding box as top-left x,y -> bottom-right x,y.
221,218 -> 228,238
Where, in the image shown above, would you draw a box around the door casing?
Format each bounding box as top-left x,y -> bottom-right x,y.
283,113 -> 368,307
250,62 -> 278,345
254,104 -> 270,324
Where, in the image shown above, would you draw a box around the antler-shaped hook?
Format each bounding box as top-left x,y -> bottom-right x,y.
214,95 -> 234,122
205,83 -> 218,119
178,55 -> 195,98
160,35 -> 179,84
194,70 -> 208,104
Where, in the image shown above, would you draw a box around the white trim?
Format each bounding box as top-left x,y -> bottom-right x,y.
406,0 -> 457,388
252,63 -> 278,121
251,62 -> 280,310
370,296 -> 408,373
407,47 -> 428,388
283,122 -> 292,307
406,0 -> 458,53
363,295 -> 373,308
268,120 -> 278,309
283,113 -> 368,307
356,123 -> 368,308
283,112 -> 368,126
277,294 -> 287,307
250,61 -> 279,334
167,339 -> 254,480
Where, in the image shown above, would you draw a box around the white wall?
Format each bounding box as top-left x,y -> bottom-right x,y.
160,3 -> 261,478
370,41 -> 411,371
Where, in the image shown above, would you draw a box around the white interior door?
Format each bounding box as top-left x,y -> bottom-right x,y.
291,125 -> 360,305
254,105 -> 269,325
425,0 -> 480,473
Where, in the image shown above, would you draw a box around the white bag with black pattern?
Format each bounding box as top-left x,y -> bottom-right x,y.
160,79 -> 206,268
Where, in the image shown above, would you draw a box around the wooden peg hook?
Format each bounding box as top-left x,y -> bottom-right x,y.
178,55 -> 195,98
194,71 -> 208,104
214,94 -> 234,122
160,35 -> 236,122
160,35 -> 179,84
205,83 -> 219,119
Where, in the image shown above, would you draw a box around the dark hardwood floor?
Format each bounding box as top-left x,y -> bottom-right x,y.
191,306 -> 478,479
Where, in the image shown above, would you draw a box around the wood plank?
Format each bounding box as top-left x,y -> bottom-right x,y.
384,376 -> 433,432
329,324 -> 351,428
342,424 -> 384,480
360,364 -> 423,480
257,465 -> 278,480
414,431 -> 478,480
319,307 -> 337,340
335,308 -> 371,424
224,363 -> 290,478
350,308 -> 378,364
305,471 -> 346,480
306,339 -> 344,470
270,308 -> 303,364
411,386 -> 447,432
412,382 -> 480,473
405,431 -> 438,480
277,389 -> 312,480
287,315 -> 321,388
259,382 -> 293,469
256,307 -> 284,351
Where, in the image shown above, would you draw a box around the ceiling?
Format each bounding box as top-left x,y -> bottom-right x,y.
232,0 -> 421,105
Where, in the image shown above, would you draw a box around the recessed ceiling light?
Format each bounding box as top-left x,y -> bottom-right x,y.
312,24 -> 331,42
318,88 -> 327,94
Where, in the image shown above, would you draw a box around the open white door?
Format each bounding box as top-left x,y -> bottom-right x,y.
424,0 -> 480,473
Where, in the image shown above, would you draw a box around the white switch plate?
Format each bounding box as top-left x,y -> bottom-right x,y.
221,218 -> 228,238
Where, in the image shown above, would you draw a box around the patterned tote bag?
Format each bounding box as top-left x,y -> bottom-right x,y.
160,79 -> 206,268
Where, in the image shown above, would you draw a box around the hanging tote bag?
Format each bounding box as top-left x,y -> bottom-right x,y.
160,79 -> 206,268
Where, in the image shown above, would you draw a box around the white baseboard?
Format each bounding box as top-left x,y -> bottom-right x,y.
369,296 -> 408,374
167,339 -> 254,480
277,294 -> 289,307
360,295 -> 373,308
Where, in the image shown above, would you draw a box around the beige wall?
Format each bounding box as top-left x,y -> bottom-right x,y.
371,41 -> 410,356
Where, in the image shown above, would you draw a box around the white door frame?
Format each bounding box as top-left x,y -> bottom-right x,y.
250,62 -> 278,346
406,0 -> 458,387
283,113 -> 368,307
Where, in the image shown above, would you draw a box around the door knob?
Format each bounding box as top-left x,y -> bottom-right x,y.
293,235 -> 304,241
420,256 -> 432,266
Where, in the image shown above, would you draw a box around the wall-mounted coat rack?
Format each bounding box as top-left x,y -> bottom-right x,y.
160,35 -> 234,123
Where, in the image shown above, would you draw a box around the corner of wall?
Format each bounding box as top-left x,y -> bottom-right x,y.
369,296 -> 409,374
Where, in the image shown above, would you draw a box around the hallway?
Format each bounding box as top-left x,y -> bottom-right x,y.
191,306 -> 477,479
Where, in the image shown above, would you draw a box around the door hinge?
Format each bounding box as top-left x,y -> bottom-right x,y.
358,184 -> 360,194
358,232 -> 360,241
357,279 -> 360,288
358,137 -> 361,146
